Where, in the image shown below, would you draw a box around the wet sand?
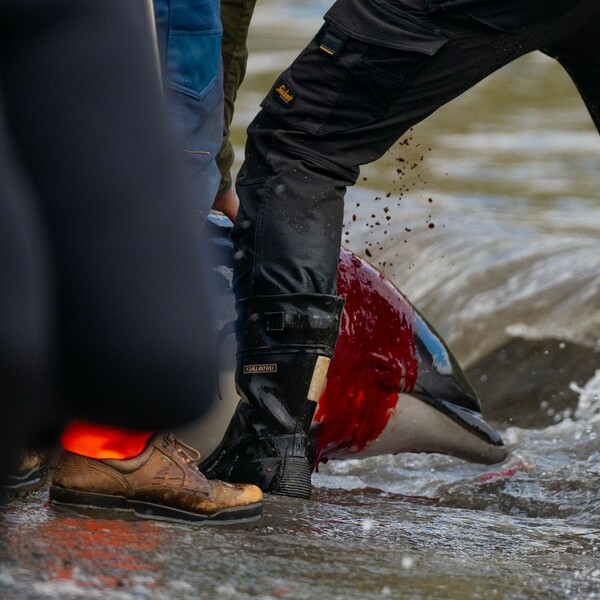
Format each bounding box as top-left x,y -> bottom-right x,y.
2,477 -> 599,600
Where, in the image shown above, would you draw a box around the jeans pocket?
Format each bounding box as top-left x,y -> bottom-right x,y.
166,31 -> 222,100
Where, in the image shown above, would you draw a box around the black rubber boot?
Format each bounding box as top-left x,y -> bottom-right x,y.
200,293 -> 344,499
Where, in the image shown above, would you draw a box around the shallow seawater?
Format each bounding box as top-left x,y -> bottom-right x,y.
1,1 -> 599,598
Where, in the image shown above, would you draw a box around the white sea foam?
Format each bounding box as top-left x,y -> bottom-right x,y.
572,369 -> 600,420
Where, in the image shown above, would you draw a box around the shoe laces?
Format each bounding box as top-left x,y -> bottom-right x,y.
162,433 -> 202,464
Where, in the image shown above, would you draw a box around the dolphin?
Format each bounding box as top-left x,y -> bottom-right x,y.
188,215 -> 507,467
314,250 -> 507,465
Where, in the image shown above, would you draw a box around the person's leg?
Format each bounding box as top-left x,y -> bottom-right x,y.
0,106 -> 53,493
57,0 -> 226,464
0,0 -> 218,430
233,0 -> 600,299
0,0 -> 262,521
50,1 -> 231,510
541,4 -> 600,133
153,0 -> 225,223
202,0 -> 600,497
49,0 -> 224,447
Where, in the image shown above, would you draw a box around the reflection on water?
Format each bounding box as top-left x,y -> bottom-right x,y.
1,1 -> 599,598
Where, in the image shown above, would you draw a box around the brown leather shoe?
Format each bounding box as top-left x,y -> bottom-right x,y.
49,433 -> 262,525
3,449 -> 51,495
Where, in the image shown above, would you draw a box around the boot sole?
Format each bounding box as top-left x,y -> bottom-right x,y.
49,485 -> 262,527
271,456 -> 312,499
221,456 -> 312,500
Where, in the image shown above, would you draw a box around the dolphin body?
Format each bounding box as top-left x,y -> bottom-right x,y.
194,215 -> 507,467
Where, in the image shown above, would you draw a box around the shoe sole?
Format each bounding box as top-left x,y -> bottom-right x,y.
3,464 -> 50,496
49,485 -> 262,527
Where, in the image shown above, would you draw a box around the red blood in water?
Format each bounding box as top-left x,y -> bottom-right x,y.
314,250 -> 418,462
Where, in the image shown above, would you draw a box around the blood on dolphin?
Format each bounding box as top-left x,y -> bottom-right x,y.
315,251 -> 419,461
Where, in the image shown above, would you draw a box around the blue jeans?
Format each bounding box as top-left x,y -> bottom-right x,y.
153,0 -> 224,221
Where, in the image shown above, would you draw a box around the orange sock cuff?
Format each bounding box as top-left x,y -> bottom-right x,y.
61,421 -> 154,460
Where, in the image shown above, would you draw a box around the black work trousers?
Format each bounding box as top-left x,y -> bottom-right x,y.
231,0 -> 600,301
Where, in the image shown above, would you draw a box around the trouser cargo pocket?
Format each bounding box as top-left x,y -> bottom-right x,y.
260,0 -> 451,135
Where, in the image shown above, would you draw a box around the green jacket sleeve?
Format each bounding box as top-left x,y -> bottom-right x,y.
216,0 -> 258,195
